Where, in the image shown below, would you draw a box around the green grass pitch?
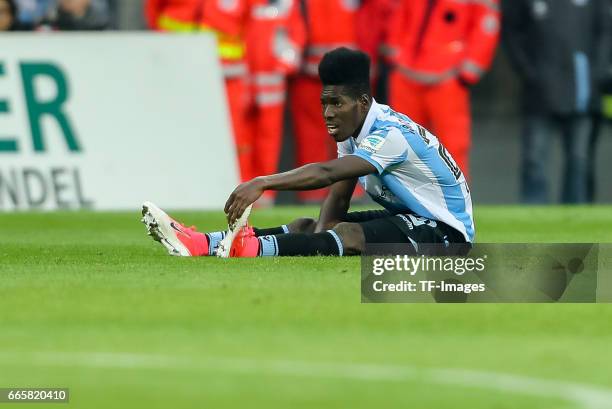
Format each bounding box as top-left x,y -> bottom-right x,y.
1,206 -> 612,409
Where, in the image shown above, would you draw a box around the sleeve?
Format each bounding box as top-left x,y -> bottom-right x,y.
459,0 -> 501,84
272,0 -> 307,74
351,130 -> 408,174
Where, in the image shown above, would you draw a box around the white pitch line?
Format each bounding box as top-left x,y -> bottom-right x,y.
0,351 -> 611,409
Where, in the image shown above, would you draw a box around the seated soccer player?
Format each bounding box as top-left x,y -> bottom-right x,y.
141,47 -> 474,258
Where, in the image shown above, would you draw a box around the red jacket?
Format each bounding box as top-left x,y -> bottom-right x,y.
245,0 -> 306,75
144,0 -> 248,76
145,0 -> 197,30
356,0 -> 398,70
246,0 -> 306,107
300,0 -> 362,76
386,0 -> 500,85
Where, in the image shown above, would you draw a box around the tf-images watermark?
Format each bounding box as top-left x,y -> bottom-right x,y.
361,244 -> 610,303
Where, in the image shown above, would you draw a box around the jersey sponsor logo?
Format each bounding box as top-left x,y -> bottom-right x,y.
360,135 -> 385,153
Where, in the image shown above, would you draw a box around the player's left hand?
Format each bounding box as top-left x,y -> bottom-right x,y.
224,179 -> 265,225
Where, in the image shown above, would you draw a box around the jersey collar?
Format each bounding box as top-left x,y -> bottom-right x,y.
354,98 -> 382,145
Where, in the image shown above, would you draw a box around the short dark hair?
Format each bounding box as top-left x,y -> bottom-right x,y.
318,47 -> 371,99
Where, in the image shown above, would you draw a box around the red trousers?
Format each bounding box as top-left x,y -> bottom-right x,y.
226,77 -> 253,182
289,76 -> 338,202
389,72 -> 471,179
245,100 -> 284,201
249,103 -> 283,174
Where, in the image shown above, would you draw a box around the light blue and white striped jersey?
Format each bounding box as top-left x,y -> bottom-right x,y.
338,99 -> 475,242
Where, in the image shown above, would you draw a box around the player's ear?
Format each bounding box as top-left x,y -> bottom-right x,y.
358,93 -> 370,110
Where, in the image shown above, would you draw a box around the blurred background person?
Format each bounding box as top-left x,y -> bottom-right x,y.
0,0 -> 18,30
289,0 -> 377,204
503,0 -> 611,204
39,0 -> 110,30
145,0 -> 252,182
591,41 -> 612,202
13,0 -> 52,28
385,0 -> 500,180
359,0 -> 399,104
587,1 -> 612,204
245,0 -> 305,207
1,0 -> 36,30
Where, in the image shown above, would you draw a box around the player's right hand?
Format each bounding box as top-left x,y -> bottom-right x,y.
224,179 -> 265,225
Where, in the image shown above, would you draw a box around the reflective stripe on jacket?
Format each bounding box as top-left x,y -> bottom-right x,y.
145,0 -> 247,70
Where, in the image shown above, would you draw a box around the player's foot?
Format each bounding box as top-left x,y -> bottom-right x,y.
141,201 -> 209,256
216,204 -> 254,258
228,225 -> 260,257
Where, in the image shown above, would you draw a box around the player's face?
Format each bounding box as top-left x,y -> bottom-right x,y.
320,85 -> 368,142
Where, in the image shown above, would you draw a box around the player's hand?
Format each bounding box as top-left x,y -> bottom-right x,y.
224,179 -> 265,225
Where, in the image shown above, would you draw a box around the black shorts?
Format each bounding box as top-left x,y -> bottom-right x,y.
343,209 -> 470,255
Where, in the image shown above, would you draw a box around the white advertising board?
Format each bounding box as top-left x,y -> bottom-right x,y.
0,33 -> 239,211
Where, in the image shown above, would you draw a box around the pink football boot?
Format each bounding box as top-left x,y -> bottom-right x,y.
217,204 -> 255,258
141,201 -> 209,256
228,225 -> 260,258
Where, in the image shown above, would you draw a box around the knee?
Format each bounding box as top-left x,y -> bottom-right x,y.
332,222 -> 365,256
287,217 -> 316,234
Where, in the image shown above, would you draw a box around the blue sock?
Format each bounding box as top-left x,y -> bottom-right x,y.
205,231 -> 226,255
258,235 -> 279,256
